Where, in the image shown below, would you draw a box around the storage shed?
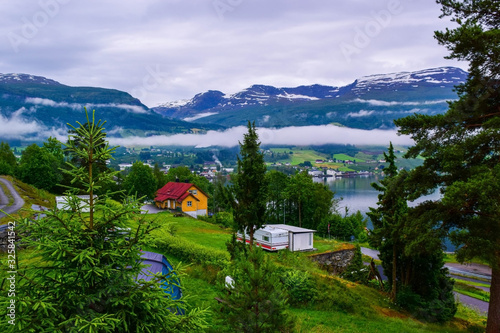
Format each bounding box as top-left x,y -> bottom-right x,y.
265,224 -> 316,252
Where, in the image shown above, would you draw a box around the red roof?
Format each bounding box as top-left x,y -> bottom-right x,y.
154,182 -> 200,203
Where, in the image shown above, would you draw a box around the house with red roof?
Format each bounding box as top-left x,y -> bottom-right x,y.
154,182 -> 209,218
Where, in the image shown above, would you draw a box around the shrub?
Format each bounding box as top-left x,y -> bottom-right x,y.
396,284 -> 457,323
341,245 -> 369,284
281,270 -> 317,306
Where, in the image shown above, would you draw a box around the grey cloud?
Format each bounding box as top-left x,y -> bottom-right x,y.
1,0 -> 466,108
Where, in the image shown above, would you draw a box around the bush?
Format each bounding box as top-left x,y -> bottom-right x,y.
214,212 -> 234,228
145,232 -> 230,268
281,270 -> 317,306
197,212 -> 233,228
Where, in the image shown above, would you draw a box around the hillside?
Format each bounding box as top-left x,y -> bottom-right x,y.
153,67 -> 467,129
137,211 -> 485,332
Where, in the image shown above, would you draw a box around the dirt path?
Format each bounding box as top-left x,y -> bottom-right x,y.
0,177 -> 25,219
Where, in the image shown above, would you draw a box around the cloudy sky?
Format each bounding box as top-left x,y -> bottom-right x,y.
1,0 -> 466,108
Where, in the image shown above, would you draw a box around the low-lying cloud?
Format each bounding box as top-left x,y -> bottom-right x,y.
0,109 -> 67,141
346,110 -> 375,118
352,98 -> 451,107
109,124 -> 413,148
0,113 -> 41,139
25,98 -> 148,114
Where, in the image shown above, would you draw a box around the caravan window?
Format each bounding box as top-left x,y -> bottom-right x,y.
263,236 -> 269,242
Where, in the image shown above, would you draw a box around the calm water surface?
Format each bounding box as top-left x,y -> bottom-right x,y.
315,175 -> 452,250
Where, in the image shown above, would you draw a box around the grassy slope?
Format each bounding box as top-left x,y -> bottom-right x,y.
137,212 -> 484,332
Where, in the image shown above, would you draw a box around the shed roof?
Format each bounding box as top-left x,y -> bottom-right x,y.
265,224 -> 316,234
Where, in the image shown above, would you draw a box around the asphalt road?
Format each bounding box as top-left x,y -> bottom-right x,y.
361,247 -> 490,314
0,177 -> 25,219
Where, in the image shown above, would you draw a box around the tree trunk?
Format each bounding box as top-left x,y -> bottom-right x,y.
486,257 -> 500,333
391,244 -> 397,301
249,227 -> 254,249
298,201 -> 302,228
88,136 -> 93,230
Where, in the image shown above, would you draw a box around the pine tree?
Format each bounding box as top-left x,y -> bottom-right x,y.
396,1 -> 500,330
0,109 -> 208,332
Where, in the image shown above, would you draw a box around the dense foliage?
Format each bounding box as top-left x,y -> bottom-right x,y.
122,161 -> 157,200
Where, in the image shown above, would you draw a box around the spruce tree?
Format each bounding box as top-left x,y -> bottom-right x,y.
218,247 -> 293,332
368,143 -> 456,321
396,1 -> 500,330
368,142 -> 407,301
232,121 -> 268,246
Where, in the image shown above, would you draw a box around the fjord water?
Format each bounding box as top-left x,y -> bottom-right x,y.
316,175 -> 453,250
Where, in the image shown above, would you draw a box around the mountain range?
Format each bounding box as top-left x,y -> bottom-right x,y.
0,73 -> 221,142
0,67 -> 467,143
152,67 -> 467,129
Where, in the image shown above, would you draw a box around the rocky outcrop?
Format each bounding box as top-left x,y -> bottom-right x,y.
309,248 -> 356,275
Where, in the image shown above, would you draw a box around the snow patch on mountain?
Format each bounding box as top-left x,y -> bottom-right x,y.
0,73 -> 61,85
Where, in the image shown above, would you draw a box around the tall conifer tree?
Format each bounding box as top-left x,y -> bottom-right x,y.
232,121 -> 268,246
396,1 -> 500,330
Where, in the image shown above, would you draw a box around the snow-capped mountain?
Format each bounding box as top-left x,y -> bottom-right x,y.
152,67 -> 467,129
0,74 -> 221,142
0,73 -> 61,85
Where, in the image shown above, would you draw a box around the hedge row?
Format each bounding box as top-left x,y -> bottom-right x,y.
145,233 -> 230,268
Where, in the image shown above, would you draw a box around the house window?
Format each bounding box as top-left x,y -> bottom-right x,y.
192,190 -> 197,195
187,201 -> 192,207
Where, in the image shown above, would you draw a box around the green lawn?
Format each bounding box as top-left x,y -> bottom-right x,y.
143,211 -> 232,251
333,153 -> 365,162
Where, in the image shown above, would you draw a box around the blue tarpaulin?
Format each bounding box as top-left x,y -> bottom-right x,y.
137,251 -> 182,300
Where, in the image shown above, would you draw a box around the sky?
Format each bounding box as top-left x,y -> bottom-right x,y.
0,0 -> 467,109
